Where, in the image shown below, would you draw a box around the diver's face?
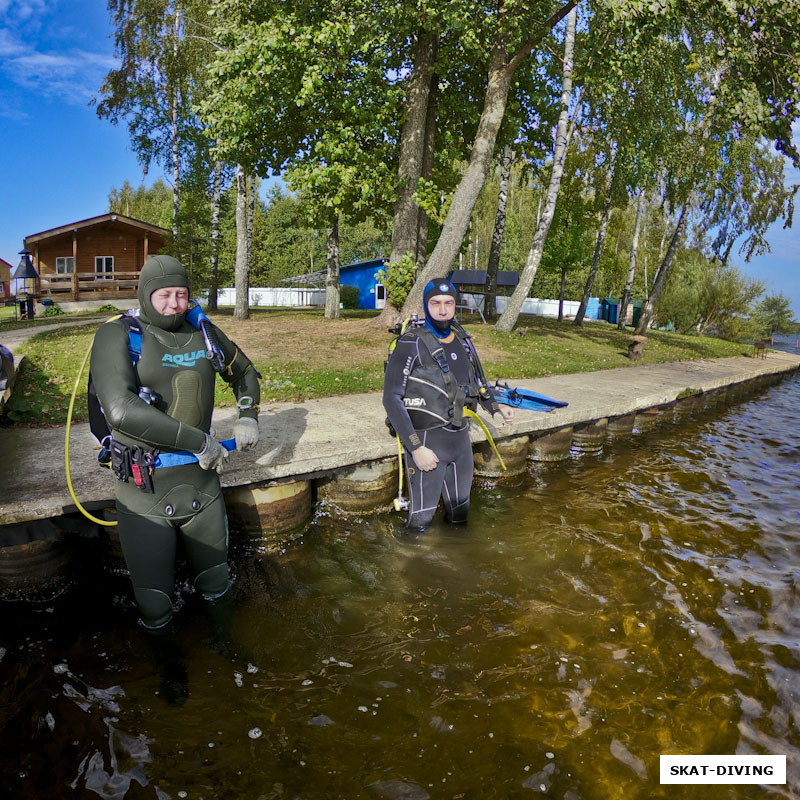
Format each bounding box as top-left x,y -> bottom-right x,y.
427,295 -> 456,322
151,286 -> 189,316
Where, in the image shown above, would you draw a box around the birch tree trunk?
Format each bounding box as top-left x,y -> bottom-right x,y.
558,266 -> 567,320
233,165 -> 250,321
485,145 -> 514,322
496,6 -> 578,334
634,200 -> 689,336
324,217 -> 341,319
246,173 -> 255,269
617,189 -> 645,329
207,158 -> 222,311
171,8 -> 180,238
574,159 -> 615,326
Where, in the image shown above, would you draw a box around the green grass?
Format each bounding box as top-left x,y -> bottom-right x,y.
468,316 -> 749,381
1,309 -> 752,427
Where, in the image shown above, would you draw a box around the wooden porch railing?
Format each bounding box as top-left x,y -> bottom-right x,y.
39,272 -> 139,301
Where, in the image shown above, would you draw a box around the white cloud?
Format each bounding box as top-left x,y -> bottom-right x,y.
0,1 -> 116,107
0,100 -> 29,121
0,28 -> 28,57
6,48 -> 116,104
1,1 -> 49,25
1,35 -> 117,107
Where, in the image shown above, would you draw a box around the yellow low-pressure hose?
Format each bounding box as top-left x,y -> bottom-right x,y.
393,434 -> 406,511
464,408 -> 507,471
397,434 -> 404,494
65,320 -> 119,527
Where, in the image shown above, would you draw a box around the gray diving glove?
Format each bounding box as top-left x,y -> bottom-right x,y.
233,417 -> 259,451
195,435 -> 230,473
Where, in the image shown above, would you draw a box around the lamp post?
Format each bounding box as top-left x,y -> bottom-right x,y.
14,249 -> 39,320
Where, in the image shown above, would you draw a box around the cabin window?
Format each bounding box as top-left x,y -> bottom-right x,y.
95,256 -> 114,279
56,256 -> 74,274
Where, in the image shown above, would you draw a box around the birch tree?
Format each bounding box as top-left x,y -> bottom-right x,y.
233,166 -> 250,321
325,219 -> 341,319
573,154 -> 615,326
495,6 -> 578,333
207,158 -> 223,310
485,145 -> 514,321
617,189 -> 645,329
98,0 -> 214,233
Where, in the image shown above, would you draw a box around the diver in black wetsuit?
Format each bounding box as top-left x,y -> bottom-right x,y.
91,256 -> 260,698
383,279 -> 514,531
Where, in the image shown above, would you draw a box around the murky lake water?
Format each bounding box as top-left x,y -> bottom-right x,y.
2,346 -> 800,799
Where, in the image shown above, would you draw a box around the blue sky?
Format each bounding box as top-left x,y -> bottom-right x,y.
1,0 -> 798,315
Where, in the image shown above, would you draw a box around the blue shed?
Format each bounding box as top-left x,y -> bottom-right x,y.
339,258 -> 388,309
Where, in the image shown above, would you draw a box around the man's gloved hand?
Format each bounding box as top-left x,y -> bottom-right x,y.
195,435 -> 229,473
233,417 -> 259,451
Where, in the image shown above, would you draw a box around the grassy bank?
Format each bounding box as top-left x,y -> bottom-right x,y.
1,307 -> 750,426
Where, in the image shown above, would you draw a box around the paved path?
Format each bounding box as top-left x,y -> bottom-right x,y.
1,315 -> 109,356
1,348 -> 798,526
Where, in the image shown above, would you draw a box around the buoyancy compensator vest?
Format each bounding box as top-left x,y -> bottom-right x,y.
86,302 -> 228,459
385,317 -> 489,431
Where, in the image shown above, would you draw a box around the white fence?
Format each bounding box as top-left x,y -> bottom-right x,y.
491,295 -> 590,318
217,287 -> 325,307
216,287 -> 596,318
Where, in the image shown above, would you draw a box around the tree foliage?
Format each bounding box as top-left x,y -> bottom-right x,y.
108,180 -> 173,230
103,0 -> 800,334
752,293 -> 797,337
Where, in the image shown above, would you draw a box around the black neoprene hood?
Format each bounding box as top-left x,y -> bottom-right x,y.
137,255 -> 191,332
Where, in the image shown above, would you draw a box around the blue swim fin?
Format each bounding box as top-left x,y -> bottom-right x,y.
493,381 -> 568,412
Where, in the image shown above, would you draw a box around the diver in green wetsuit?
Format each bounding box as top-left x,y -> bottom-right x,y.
91,255 -> 260,636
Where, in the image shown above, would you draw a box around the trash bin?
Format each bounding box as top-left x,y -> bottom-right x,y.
18,297 -> 35,320
631,300 -> 644,327
602,297 -> 620,324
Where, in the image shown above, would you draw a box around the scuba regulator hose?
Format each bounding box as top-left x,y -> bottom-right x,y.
464,408 -> 507,471
66,333 -> 118,526
393,434 -> 408,511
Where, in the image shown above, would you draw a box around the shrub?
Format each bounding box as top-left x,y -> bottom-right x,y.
43,304 -> 64,317
96,304 -> 122,313
340,285 -> 359,309
376,254 -> 417,308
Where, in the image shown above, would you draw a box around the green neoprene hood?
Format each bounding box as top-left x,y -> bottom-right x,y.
138,255 -> 191,332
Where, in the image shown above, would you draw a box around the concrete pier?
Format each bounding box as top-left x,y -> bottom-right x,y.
473,433 -> 530,477
1,351 -> 799,529
571,418 -> 609,454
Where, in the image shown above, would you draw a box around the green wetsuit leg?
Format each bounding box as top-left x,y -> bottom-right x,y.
117,507 -> 178,629
116,463 -> 230,628
180,492 -> 231,599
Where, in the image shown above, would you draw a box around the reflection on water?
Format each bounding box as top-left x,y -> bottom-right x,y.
2,369 -> 800,799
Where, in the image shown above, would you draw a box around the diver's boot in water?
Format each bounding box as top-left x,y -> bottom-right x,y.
445,501 -> 469,525
141,622 -> 189,706
203,585 -> 255,667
